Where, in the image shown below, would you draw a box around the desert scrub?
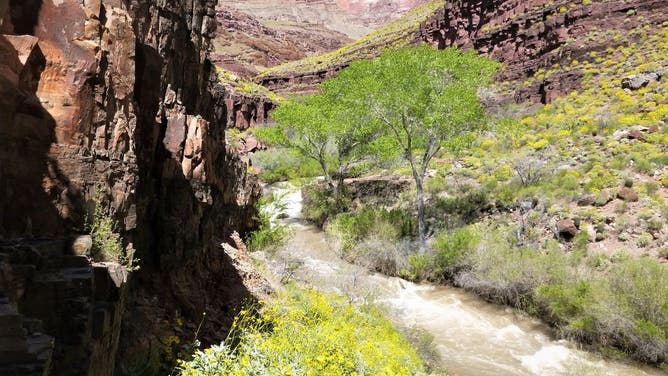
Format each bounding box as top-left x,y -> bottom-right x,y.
326,206 -> 416,274
256,0 -> 444,80
177,287 -> 430,375
431,223 -> 668,364
216,67 -> 282,103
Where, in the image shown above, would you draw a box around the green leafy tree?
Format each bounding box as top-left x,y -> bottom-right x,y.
338,46 -> 499,245
258,85 -> 377,197
262,46 -> 498,244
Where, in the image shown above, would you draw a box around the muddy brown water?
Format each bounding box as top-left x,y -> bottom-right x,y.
260,183 -> 662,376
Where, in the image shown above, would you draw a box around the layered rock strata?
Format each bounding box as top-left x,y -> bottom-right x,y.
212,7 -> 351,77
258,0 -> 668,102
423,0 -> 668,102
0,0 -> 267,374
227,0 -> 430,39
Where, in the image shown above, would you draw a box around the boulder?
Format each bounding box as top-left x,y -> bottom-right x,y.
577,195 -> 593,206
627,129 -> 647,141
617,187 -> 639,202
557,219 -> 578,241
593,189 -> 614,207
621,70 -> 663,90
71,235 -> 93,256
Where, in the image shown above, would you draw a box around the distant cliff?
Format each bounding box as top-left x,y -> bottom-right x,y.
256,0 -> 668,101
212,7 -> 351,78
227,0 -> 430,39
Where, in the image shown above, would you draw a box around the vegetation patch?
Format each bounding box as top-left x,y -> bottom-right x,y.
177,287 -> 431,375
253,18 -> 668,368
90,194 -> 139,271
217,67 -> 282,103
245,193 -> 292,253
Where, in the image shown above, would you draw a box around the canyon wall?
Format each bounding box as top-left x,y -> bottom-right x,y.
258,0 -> 668,102
212,7 -> 351,77
227,0 -> 430,39
0,0 -> 267,374
421,0 -> 668,102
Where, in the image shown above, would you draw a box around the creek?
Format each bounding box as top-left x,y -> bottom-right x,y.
259,183 -> 661,376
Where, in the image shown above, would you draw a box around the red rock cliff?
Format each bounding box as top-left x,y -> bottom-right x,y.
258,0 -> 668,101
0,0 -> 264,374
421,0 -> 668,102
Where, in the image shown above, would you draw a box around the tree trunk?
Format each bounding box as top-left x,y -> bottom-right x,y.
335,172 -> 345,199
415,175 -> 426,249
318,159 -> 334,190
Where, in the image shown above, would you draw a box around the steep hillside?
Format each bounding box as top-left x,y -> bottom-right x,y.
212,7 -> 351,77
256,0 -> 668,99
257,0 -> 444,94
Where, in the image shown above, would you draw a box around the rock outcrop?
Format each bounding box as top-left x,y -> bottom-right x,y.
1,0 -> 265,374
422,0 -> 668,103
213,7 -> 351,77
621,69 -> 664,90
257,0 -> 668,102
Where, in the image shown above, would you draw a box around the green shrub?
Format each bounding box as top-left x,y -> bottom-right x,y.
604,258 -> 668,362
536,280 -> 593,323
637,232 -> 653,248
383,208 -> 417,238
660,173 -> 668,188
583,164 -> 619,193
402,253 -> 436,282
570,231 -> 590,264
327,206 -> 416,273
631,153 -> 653,174
429,189 -> 493,229
246,194 -> 292,252
610,155 -> 630,171
301,184 -> 352,227
644,181 -> 659,196
432,226 -> 480,277
459,225 -> 571,308
91,203 -> 123,262
90,196 -> 139,271
327,207 -> 381,249
550,170 -> 582,198
491,184 -> 519,210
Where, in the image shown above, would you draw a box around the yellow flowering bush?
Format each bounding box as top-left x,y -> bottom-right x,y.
178,288 -> 429,375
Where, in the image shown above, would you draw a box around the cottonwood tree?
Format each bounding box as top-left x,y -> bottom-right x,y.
263,46 -> 497,245
260,84 -> 377,197
336,46 -> 499,245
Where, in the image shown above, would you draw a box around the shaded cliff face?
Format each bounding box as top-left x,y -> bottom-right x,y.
0,0 -> 267,374
256,0 -> 668,101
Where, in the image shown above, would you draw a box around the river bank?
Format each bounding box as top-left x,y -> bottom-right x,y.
254,183 -> 662,375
